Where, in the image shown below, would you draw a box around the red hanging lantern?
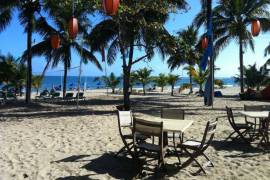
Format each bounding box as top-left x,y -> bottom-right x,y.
202,36 -> 208,49
103,0 -> 120,16
68,17 -> 78,39
51,34 -> 61,49
251,20 -> 261,37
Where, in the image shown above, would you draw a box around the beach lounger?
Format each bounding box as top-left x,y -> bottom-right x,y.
225,106 -> 252,143
178,119 -> 218,175
133,118 -> 167,170
63,92 -> 74,101
74,92 -> 86,101
49,92 -> 61,102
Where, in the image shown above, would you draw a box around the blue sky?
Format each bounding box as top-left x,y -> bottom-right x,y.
0,0 -> 269,78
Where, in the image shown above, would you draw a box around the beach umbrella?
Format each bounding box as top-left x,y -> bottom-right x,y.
102,0 -> 120,16
251,20 -> 261,37
202,36 -> 208,49
50,34 -> 61,49
68,17 -> 78,39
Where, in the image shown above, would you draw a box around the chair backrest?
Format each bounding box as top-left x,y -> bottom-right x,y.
262,105 -> 270,111
200,119 -> 218,149
244,105 -> 262,111
226,106 -> 237,128
65,93 -> 74,98
161,108 -> 185,120
262,112 -> 270,132
133,118 -> 163,137
117,110 -> 133,127
52,92 -> 60,97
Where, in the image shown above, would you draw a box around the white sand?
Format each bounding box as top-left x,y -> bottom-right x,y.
0,87 -> 270,179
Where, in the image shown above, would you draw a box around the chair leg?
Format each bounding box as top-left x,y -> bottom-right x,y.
172,134 -> 181,164
181,148 -> 206,174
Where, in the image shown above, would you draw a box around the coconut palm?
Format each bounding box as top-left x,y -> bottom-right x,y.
88,0 -> 187,110
235,64 -> 269,90
194,0 -> 270,93
0,0 -> 44,103
32,75 -> 43,95
95,73 -> 121,94
154,73 -> 168,92
190,66 -> 210,95
22,0 -> 101,97
167,74 -> 180,96
134,68 -> 152,95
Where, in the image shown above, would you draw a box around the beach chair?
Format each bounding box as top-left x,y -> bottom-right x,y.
35,91 -> 50,101
178,119 -> 218,175
74,92 -> 86,101
244,105 -> 263,139
225,106 -> 252,143
63,92 -> 74,101
161,108 -> 185,162
133,118 -> 167,170
259,113 -> 270,145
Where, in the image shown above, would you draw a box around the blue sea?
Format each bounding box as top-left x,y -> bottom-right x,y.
40,76 -> 238,91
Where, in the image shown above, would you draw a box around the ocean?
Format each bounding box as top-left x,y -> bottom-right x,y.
40,76 -> 237,91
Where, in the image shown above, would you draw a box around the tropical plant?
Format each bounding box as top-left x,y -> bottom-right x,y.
88,0 -> 188,109
134,68 -> 152,95
214,79 -> 224,88
235,63 -> 269,90
167,74 -> 180,96
21,0 -> 101,97
190,66 -> 210,94
194,0 -> 270,93
95,73 -> 121,94
0,0 -> 45,103
129,71 -> 137,93
168,25 -> 201,94
154,73 -> 168,92
32,75 -> 43,95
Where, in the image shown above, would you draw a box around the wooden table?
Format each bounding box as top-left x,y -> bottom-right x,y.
239,111 -> 269,118
139,116 -> 193,133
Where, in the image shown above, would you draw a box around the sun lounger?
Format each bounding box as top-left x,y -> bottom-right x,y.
74,92 -> 86,101
63,92 -> 74,101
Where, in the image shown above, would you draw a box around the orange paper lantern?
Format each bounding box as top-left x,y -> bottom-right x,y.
51,34 -> 61,49
68,17 -> 78,39
251,20 -> 261,37
103,0 -> 120,16
202,36 -> 208,49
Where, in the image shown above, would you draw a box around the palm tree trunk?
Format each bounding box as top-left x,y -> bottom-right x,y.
189,72 -> 193,94
143,84 -> 146,95
26,18 -> 33,103
63,62 -> 68,97
171,84 -> 174,96
239,38 -> 244,93
161,86 -> 164,92
123,67 -> 130,110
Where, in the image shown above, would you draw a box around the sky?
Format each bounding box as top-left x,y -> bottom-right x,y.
0,0 -> 270,78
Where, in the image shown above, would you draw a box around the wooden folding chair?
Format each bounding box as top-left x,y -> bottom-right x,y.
178,119 -> 218,174
133,118 -> 167,170
161,108 -> 185,162
225,106 -> 252,143
244,105 -> 263,139
259,112 -> 270,145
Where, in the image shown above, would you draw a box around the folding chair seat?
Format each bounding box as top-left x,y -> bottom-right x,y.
178,119 -> 218,174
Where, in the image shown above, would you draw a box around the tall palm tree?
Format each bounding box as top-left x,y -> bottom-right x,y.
32,75 -> 43,95
154,73 -> 168,92
194,0 -> 270,93
167,74 -> 180,96
0,0 -> 42,103
22,0 -> 101,97
88,0 -> 187,110
135,68 -> 153,95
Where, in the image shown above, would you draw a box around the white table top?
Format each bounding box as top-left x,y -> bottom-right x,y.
138,116 -> 193,133
239,111 -> 269,118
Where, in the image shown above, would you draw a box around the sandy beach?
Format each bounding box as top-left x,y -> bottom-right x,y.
0,87 -> 270,180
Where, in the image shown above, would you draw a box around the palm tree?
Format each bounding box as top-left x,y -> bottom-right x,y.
32,75 -> 43,95
190,66 -> 210,95
167,25 -> 202,94
235,64 -> 269,90
95,73 -> 121,94
135,68 -> 152,95
194,0 -> 270,93
154,73 -> 168,92
0,0 -> 43,103
22,0 -> 101,97
88,1 -> 187,110
167,74 -> 180,96
129,71 -> 137,93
